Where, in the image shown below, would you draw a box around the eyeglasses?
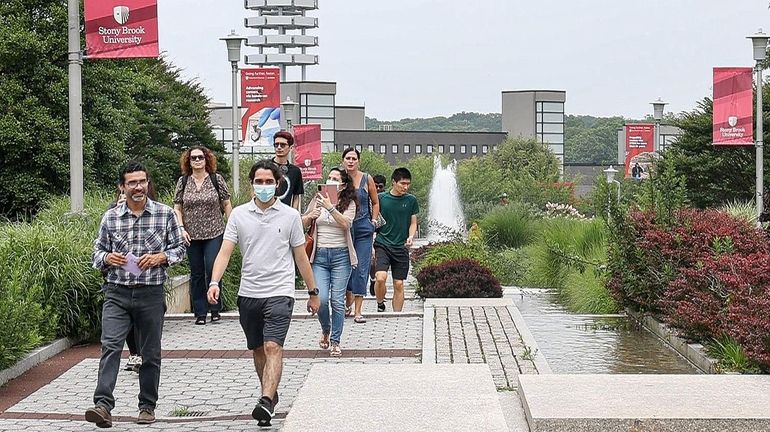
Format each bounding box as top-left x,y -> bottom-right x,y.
126,179 -> 148,189
190,155 -> 205,161
274,142 -> 290,149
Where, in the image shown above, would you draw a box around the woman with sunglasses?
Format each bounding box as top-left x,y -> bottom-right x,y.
302,167 -> 358,356
174,147 -> 232,325
341,148 -> 381,323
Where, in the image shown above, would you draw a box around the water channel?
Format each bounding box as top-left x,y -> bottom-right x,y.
511,289 -> 698,374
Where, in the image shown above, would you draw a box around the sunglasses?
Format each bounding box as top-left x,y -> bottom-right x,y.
274,142 -> 290,149
190,155 -> 205,161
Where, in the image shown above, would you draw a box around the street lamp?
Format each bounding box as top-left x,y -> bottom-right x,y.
221,30 -> 246,199
280,96 -> 299,133
748,29 -> 769,226
603,165 -> 621,219
651,98 -> 667,152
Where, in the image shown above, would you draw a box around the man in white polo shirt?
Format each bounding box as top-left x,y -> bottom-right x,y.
207,159 -> 320,427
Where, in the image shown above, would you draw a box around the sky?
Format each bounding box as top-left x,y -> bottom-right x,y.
157,0 -> 769,121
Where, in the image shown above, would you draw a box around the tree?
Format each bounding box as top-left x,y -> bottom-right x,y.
0,0 -> 222,217
564,115 -> 626,164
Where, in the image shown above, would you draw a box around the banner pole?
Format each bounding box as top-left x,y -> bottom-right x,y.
757,63 -> 764,227
68,0 -> 84,213
231,62 -> 240,199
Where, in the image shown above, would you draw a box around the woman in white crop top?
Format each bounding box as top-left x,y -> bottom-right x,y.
302,168 -> 359,357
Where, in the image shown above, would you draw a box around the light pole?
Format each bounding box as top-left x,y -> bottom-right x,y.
221,30 -> 246,199
280,96 -> 299,133
68,0 -> 84,213
603,165 -> 621,219
651,98 -> 667,152
748,30 -> 769,226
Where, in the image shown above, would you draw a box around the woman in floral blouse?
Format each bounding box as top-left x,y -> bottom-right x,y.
174,147 -> 232,325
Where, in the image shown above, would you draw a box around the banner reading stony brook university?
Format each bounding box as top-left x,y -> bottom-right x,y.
624,124 -> 655,177
713,67 -> 753,146
240,68 -> 281,150
293,124 -> 322,181
84,0 -> 159,58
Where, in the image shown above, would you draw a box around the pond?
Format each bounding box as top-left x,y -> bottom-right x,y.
511,289 -> 699,374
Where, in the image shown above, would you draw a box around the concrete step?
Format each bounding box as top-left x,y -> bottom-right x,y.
518,374 -> 770,432
283,364 -> 509,432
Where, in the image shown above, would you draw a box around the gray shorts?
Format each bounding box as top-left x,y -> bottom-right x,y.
237,296 -> 295,349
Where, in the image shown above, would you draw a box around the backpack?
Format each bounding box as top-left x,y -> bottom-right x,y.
181,173 -> 224,214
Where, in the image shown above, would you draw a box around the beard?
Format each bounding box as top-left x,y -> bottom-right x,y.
130,193 -> 146,202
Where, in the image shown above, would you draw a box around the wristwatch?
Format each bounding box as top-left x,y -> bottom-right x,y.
307,287 -> 319,296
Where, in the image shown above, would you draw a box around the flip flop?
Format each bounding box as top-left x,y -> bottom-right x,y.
354,316 -> 367,324
345,305 -> 353,317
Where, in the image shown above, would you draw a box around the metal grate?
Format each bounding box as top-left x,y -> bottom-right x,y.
170,410 -> 208,417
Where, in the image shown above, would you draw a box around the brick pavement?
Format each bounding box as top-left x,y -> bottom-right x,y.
431,305 -> 539,389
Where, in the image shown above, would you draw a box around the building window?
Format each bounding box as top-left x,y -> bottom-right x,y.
426,145 -> 433,154
391,144 -> 398,154
367,144 -> 375,152
449,145 -> 455,153
403,144 -> 410,154
471,145 -> 477,154
415,144 -> 422,154
438,145 -> 445,153
482,145 -> 489,154
460,145 -> 467,154
380,144 -> 387,154
355,144 -> 363,152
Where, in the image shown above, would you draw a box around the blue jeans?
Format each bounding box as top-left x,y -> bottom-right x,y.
347,218 -> 375,296
312,247 -> 352,344
94,283 -> 165,411
188,235 -> 223,317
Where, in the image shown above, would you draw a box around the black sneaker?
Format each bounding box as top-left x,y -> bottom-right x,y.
252,396 -> 275,427
377,302 -> 386,312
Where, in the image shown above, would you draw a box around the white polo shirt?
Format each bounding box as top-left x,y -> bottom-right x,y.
224,198 -> 305,298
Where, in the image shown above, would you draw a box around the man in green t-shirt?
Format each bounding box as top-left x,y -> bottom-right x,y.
373,167 -> 419,312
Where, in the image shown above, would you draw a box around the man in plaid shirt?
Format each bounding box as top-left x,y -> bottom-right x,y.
85,161 -> 186,428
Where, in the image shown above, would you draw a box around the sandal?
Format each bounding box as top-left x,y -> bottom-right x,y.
354,315 -> 367,324
210,312 -> 221,322
330,343 -> 342,357
345,305 -> 353,317
195,316 -> 206,325
319,332 -> 330,350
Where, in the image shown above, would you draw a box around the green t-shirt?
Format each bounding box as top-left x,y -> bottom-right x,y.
375,192 -> 419,248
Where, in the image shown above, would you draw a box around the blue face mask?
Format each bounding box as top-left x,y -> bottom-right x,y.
253,184 -> 276,203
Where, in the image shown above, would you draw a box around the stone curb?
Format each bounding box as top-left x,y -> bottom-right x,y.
422,305 -> 436,364
626,309 -> 718,374
0,338 -> 75,387
507,305 -> 552,375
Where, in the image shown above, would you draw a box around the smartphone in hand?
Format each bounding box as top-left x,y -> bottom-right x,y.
318,184 -> 339,205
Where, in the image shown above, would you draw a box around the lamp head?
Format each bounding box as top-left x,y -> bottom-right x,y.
603,165 -> 618,183
748,29 -> 770,62
650,98 -> 667,121
220,30 -> 246,63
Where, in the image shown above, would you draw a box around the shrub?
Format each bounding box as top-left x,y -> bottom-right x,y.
706,336 -> 756,373
609,207 -> 770,367
488,248 -> 529,286
416,259 -> 502,298
0,280 -> 57,369
412,241 -> 489,274
479,203 -> 540,249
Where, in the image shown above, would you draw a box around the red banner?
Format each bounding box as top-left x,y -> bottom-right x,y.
84,0 -> 159,58
713,67 -> 754,146
624,124 -> 655,177
241,68 -> 281,149
293,124 -> 322,181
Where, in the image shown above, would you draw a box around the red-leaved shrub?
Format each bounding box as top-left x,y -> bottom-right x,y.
416,259 -> 502,298
609,208 -> 770,367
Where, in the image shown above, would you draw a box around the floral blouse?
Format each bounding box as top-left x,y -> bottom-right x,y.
173,173 -> 230,240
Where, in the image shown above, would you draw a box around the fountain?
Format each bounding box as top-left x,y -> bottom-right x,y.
426,156 -> 466,242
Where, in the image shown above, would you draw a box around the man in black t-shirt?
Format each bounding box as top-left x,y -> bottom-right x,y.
270,130 -> 304,210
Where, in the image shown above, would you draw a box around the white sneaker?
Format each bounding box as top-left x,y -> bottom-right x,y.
125,355 -> 142,372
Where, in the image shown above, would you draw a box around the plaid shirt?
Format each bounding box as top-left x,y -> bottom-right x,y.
93,199 -> 186,286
